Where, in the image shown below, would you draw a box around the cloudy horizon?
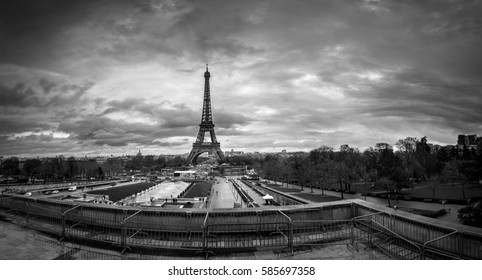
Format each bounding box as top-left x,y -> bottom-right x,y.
1,0 -> 481,158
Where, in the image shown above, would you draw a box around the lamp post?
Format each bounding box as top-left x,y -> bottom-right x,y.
441,200 -> 447,209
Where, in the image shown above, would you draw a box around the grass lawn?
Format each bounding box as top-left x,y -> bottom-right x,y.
183,181 -> 212,198
396,206 -> 448,218
321,181 -> 482,201
320,182 -> 375,193
268,179 -> 482,201
87,182 -> 155,202
399,183 -> 482,200
267,180 -> 374,193
265,183 -> 303,193
293,193 -> 341,203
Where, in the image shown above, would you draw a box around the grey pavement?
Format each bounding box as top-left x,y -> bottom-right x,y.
235,179 -> 269,207
209,178 -> 240,208
0,217 -> 61,260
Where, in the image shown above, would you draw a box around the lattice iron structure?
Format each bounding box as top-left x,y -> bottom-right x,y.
187,65 -> 225,164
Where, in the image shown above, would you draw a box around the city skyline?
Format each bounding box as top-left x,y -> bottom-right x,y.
1,0 -> 481,158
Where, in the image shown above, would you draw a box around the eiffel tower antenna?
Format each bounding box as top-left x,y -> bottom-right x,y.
187,65 -> 225,164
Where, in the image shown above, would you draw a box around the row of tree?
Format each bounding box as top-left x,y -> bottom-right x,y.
124,154 -> 186,172
0,154 -> 189,184
1,157 -> 105,184
234,137 -> 482,204
2,136 -> 481,189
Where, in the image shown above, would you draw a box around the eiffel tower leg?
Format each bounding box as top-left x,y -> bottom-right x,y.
187,148 -> 198,165
216,150 -> 225,162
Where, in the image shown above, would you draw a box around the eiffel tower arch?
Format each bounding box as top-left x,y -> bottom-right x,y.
187,65 -> 225,164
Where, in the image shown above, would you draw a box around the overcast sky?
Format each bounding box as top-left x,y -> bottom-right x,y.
0,0 -> 481,157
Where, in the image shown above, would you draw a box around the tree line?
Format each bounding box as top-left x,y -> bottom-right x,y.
0,154 -> 188,184
227,136 -> 482,202
1,156 -> 105,184
2,136 -> 481,190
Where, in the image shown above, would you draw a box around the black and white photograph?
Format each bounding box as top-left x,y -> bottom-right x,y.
0,0 -> 480,277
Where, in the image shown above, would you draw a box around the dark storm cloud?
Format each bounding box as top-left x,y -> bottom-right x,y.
0,0 -> 92,67
104,98 -> 156,114
0,75 -> 95,143
0,133 -> 77,156
0,83 -> 38,107
1,0 -> 482,156
151,140 -> 187,147
39,78 -> 56,93
59,115 -> 158,144
57,115 -> 195,148
239,0 -> 482,147
0,66 -> 253,156
55,98 -> 251,148
0,0 -> 263,71
103,96 -> 252,130
216,128 -> 250,137
0,116 -> 55,135
342,65 -> 482,134
2,0 -> 482,71
0,0 -> 154,54
214,110 -> 252,129
0,78 -> 93,109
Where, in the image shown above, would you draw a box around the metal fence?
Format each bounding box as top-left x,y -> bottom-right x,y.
354,203 -> 482,259
1,194 -> 481,259
353,215 -> 422,260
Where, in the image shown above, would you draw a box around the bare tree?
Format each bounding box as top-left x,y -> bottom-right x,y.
396,137 -> 418,187
442,160 -> 460,188
376,177 -> 397,207
428,174 -> 440,198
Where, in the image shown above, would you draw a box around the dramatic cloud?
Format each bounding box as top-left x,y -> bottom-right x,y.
0,0 -> 481,157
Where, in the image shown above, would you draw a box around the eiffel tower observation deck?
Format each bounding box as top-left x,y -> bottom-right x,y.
187,65 -> 225,164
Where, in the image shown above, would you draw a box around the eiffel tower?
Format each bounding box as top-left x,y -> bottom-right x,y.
187,65 -> 225,164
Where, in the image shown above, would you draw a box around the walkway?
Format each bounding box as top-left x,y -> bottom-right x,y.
236,179 -> 270,207
209,177 -> 240,208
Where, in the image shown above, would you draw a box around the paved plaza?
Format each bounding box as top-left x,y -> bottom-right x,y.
0,215 -> 61,260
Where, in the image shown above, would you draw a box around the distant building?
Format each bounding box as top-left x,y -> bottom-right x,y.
160,168 -> 174,177
173,170 -> 197,180
223,165 -> 247,176
457,134 -> 479,148
95,156 -> 109,163
225,149 -> 244,157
